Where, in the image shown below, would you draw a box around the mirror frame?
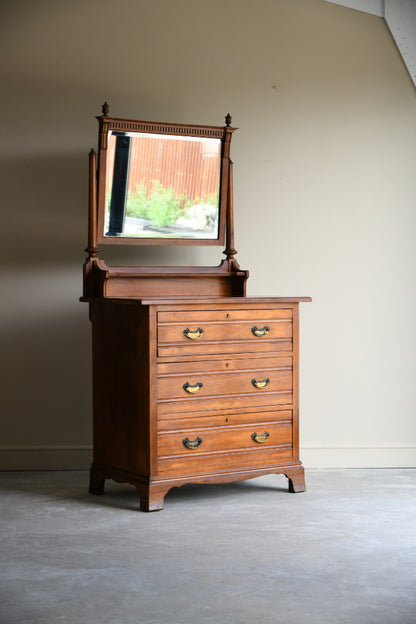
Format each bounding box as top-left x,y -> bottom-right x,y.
96,107 -> 236,246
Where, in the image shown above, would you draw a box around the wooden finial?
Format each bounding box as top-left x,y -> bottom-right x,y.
102,102 -> 110,116
225,113 -> 232,127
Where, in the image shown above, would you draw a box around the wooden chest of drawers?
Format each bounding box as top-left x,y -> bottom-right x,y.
89,297 -> 308,511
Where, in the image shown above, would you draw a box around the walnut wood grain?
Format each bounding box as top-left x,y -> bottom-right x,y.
157,354 -> 292,375
157,340 -> 293,358
83,261 -> 249,299
158,319 -> 292,345
157,391 -> 294,415
158,422 -> 292,457
283,466 -> 307,492
157,368 -> 292,401
157,408 -> 293,432
157,446 -> 294,476
158,308 -> 293,323
90,302 -> 152,476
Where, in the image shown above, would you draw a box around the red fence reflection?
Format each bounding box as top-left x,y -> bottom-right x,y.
107,133 -> 221,202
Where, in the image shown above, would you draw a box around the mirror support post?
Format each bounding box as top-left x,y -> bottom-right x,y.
83,148 -> 106,299
222,114 -> 239,267
224,159 -> 237,261
86,148 -> 99,258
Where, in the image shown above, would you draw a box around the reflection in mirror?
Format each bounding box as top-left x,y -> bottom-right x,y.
104,131 -> 222,239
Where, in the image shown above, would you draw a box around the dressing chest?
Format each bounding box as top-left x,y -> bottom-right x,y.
82,104 -> 310,511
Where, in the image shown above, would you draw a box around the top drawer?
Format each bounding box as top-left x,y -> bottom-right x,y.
158,309 -> 293,323
157,308 -> 293,357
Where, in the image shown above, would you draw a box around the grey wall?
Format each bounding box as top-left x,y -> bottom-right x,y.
1,0 -> 415,469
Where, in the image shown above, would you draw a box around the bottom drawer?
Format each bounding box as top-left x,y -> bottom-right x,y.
157,445 -> 293,476
157,421 -> 293,476
158,421 -> 292,457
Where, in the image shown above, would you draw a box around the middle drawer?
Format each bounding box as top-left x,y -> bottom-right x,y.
157,354 -> 293,404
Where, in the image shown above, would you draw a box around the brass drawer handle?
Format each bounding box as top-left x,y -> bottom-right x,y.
183,327 -> 204,340
183,382 -> 203,394
251,325 -> 270,337
251,431 -> 270,444
183,436 -> 203,449
251,378 -> 270,389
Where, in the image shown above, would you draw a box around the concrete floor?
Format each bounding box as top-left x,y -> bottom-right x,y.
0,469 -> 415,624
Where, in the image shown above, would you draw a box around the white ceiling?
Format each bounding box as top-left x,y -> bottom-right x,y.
324,0 -> 383,16
324,0 -> 416,87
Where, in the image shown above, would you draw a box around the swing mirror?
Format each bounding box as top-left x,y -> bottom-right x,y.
96,111 -> 235,246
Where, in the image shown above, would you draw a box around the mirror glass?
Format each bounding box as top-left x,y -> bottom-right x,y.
103,131 -> 222,239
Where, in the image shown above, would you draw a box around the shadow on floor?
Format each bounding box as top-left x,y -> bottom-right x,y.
0,470 -> 291,512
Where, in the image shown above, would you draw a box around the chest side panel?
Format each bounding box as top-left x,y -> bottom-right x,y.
91,302 -> 153,476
